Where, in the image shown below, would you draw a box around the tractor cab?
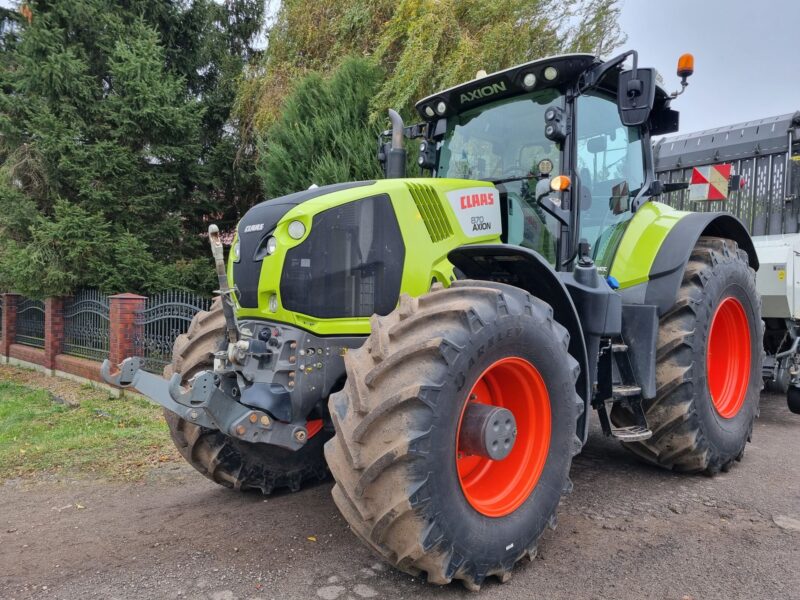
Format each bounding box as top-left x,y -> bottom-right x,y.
398,53 -> 681,272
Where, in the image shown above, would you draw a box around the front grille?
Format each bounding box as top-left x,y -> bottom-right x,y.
280,194 -> 405,319
407,182 -> 454,243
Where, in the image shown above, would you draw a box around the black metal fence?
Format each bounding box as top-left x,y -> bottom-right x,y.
15,297 -> 45,348
134,290 -> 212,373
1,290 -> 211,368
63,289 -> 110,362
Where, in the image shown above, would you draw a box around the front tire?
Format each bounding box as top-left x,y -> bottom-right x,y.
613,237 -> 762,474
325,282 -> 582,589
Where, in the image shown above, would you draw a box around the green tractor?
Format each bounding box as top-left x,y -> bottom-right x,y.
103,50 -> 763,589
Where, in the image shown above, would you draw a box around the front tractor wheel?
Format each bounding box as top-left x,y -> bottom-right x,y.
613,237 -> 763,474
163,299 -> 330,494
325,282 -> 582,589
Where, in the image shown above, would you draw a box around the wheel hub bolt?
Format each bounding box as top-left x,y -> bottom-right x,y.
295,429 -> 307,442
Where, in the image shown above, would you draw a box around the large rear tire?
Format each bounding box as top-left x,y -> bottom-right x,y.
326,282 -> 582,589
612,237 -> 762,474
163,299 -> 330,493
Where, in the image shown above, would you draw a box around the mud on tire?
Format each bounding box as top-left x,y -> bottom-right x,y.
325,281 -> 583,589
163,299 -> 330,493
612,237 -> 763,474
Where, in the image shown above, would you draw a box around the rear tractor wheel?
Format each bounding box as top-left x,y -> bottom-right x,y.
163,299 -> 330,493
613,237 -> 763,474
326,281 -> 583,589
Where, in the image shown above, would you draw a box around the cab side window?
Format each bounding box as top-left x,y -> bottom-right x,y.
576,92 -> 646,268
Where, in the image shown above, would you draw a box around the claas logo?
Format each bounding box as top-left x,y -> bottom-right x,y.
460,192 -> 495,210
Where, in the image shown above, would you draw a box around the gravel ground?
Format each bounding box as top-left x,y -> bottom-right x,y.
1,392 -> 798,600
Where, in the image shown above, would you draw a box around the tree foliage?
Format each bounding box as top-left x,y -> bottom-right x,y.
372,0 -> 625,115
258,58 -> 384,198
0,0 -> 626,297
237,0 -> 626,134
0,0 -> 264,298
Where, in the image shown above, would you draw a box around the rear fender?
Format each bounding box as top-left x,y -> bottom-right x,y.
640,212 -> 758,315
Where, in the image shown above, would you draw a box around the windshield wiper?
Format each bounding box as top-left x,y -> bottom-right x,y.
487,174 -> 541,185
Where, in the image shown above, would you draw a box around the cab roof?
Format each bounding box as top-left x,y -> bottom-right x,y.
415,52 -> 674,123
415,54 -> 598,121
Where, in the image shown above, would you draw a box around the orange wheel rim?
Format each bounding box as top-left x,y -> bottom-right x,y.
707,297 -> 751,418
455,357 -> 551,517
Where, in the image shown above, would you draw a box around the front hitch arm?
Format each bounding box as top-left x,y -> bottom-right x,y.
100,357 -> 311,451
101,357 -> 220,429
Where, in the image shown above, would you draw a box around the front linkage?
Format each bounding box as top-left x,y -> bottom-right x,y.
101,316 -> 362,451
101,355 -> 312,451
102,225 -> 360,452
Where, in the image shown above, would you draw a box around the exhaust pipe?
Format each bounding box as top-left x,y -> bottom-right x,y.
385,109 -> 407,178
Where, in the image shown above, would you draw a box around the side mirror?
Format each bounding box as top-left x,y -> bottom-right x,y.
617,67 -> 656,127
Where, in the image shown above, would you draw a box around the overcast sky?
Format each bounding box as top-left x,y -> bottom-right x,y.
618,0 -> 800,133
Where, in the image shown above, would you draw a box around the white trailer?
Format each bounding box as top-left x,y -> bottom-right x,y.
655,112 -> 800,412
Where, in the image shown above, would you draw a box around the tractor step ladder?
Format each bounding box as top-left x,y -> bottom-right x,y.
596,342 -> 653,442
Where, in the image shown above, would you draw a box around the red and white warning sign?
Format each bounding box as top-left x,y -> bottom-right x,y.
689,164 -> 733,201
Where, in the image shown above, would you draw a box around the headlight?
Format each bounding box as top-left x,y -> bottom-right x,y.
268,294 -> 278,312
287,220 -> 306,240
232,240 -> 241,262
266,236 -> 278,255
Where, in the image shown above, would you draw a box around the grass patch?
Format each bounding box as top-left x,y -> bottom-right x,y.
0,377 -> 179,481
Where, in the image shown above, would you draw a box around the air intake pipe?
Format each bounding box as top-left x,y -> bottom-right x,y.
385,109 -> 407,179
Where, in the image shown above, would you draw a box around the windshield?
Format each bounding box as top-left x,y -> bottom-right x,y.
436,91 -> 564,263
436,90 -> 562,180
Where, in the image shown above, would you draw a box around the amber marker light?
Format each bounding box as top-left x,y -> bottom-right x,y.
677,53 -> 695,78
550,175 -> 571,192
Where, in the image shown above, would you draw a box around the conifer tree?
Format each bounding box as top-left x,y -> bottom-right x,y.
259,58 -> 384,198
0,0 -> 264,297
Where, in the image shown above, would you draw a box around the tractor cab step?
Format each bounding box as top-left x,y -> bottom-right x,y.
601,395 -> 653,441
595,344 -> 652,438
609,424 -> 652,441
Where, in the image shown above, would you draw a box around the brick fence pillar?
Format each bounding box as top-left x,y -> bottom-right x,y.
109,293 -> 146,365
44,296 -> 66,369
1,293 -> 20,358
